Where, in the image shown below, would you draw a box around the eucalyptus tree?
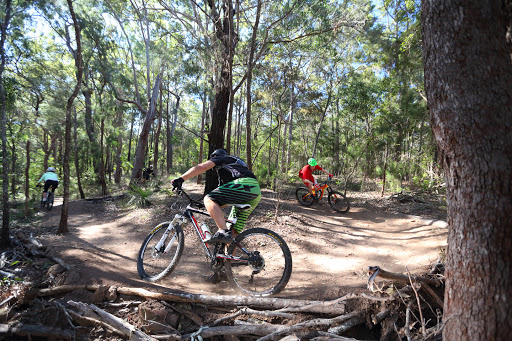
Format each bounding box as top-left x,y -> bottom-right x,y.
422,1 -> 512,339
58,0 -> 84,234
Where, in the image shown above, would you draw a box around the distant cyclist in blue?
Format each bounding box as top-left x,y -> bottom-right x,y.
37,167 -> 59,202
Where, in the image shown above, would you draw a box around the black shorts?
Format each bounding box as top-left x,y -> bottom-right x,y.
44,180 -> 59,193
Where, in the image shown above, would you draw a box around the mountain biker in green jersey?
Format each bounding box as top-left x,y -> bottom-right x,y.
37,167 -> 59,202
172,148 -> 261,242
172,148 -> 261,283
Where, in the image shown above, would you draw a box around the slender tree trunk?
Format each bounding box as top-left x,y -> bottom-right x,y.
73,107 -> 85,199
168,94 -> 179,172
422,1 -> 512,340
24,141 -> 30,217
286,82 -> 295,170
82,72 -> 100,180
153,86 -> 163,172
131,72 -> 163,181
0,0 -> 12,248
114,108 -> 123,185
10,132 -> 16,199
58,0 -> 83,234
244,0 -> 262,171
99,118 -> 107,195
197,91 -> 207,184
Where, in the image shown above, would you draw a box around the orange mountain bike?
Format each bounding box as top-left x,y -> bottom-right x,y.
296,177 -> 350,213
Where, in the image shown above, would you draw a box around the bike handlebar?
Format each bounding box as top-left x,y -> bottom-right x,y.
172,187 -> 205,209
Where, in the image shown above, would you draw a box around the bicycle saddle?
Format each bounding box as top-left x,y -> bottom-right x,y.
232,204 -> 251,210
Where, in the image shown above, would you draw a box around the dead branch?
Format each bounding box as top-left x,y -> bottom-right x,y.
211,307 -> 295,326
368,266 -> 442,287
182,323 -> 285,339
0,323 -> 74,340
421,283 -> 444,309
67,309 -> 126,337
11,235 -> 70,271
68,300 -> 155,341
326,313 -> 367,335
257,311 -> 364,341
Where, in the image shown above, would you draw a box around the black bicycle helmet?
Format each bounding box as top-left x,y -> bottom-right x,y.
210,148 -> 228,159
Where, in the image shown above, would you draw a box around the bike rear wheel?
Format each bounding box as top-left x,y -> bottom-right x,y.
328,191 -> 350,213
137,222 -> 185,282
47,192 -> 54,211
296,187 -> 315,207
224,228 -> 292,297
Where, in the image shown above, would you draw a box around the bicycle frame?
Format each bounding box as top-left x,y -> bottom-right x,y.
161,192 -> 251,267
313,178 -> 335,200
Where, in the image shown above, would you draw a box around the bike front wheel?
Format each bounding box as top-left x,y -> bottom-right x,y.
296,187 -> 315,207
328,191 -> 350,213
137,222 -> 185,282
224,228 -> 292,297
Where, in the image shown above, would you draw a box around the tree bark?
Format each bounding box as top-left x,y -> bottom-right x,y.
204,0 -> 236,194
58,0 -> 83,234
422,1 -> 512,340
0,0 -> 12,249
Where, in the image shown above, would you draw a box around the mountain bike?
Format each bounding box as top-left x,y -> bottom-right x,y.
37,184 -> 55,211
296,177 -> 350,213
137,187 -> 293,297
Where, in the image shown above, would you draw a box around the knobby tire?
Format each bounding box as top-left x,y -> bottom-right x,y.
224,227 -> 292,297
328,190 -> 350,213
296,187 -> 315,207
137,222 -> 185,282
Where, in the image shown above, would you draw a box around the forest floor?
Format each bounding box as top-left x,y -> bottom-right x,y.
3,181 -> 448,339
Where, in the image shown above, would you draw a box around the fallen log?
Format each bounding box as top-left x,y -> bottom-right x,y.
33,285 -> 346,315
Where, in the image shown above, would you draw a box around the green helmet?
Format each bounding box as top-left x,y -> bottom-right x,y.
308,158 -> 317,167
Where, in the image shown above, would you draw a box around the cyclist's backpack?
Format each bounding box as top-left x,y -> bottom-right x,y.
222,156 -> 248,170
214,155 -> 249,185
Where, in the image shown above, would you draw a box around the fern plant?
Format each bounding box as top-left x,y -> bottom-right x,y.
128,184 -> 152,208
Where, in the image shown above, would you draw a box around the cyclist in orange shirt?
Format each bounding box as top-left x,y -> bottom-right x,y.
299,158 -> 332,199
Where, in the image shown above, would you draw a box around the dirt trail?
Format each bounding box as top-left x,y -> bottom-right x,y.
33,186 -> 447,301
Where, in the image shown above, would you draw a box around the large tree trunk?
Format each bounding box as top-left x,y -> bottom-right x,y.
0,0 -> 12,249
422,1 -> 512,340
58,0 -> 83,235
204,0 -> 236,194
